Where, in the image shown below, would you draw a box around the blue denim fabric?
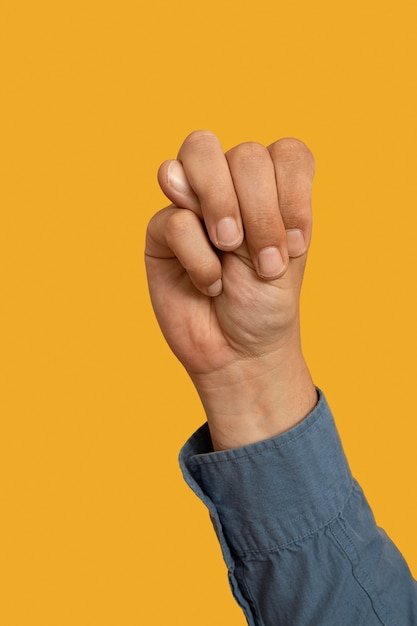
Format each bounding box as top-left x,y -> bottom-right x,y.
179,390 -> 417,625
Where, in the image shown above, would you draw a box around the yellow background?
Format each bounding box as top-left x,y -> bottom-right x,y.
1,0 -> 416,623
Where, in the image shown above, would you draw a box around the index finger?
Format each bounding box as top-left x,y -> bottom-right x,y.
178,130 -> 244,250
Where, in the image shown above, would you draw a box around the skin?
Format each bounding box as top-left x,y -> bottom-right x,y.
145,131 -> 317,451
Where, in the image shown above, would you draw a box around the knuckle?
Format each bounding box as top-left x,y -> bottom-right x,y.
271,137 -> 315,167
204,180 -> 234,205
227,141 -> 268,164
165,209 -> 194,241
182,129 -> 218,149
191,259 -> 218,282
280,195 -> 310,220
146,206 -> 168,235
249,209 -> 285,237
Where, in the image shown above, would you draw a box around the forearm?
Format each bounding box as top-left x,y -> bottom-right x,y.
180,391 -> 417,625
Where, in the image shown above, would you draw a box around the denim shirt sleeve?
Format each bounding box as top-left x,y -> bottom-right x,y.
179,390 -> 417,626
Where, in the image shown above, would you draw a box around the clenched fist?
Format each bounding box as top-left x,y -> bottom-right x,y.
145,131 -> 317,450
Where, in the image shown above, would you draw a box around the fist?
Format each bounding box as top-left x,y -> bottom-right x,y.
145,131 -> 315,379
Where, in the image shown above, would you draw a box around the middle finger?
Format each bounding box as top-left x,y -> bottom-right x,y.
226,142 -> 288,279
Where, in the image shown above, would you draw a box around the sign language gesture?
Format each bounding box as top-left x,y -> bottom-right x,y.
145,131 -> 317,450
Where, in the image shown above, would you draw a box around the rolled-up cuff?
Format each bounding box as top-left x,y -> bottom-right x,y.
179,389 -> 354,559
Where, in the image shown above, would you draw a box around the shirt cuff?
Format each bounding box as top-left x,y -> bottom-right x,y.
179,389 -> 354,562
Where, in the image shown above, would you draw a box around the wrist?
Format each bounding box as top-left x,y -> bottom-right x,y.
191,343 -> 317,451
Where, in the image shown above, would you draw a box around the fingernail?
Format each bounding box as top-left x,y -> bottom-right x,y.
167,160 -> 190,194
286,229 -> 306,257
258,247 -> 285,278
207,278 -> 223,296
216,217 -> 241,247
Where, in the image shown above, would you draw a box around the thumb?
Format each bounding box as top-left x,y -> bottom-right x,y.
157,159 -> 202,217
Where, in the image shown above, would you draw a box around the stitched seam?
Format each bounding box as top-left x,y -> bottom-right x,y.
237,482 -> 355,558
235,564 -> 267,626
329,519 -> 392,626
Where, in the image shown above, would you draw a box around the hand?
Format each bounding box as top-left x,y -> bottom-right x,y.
145,131 -> 317,450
